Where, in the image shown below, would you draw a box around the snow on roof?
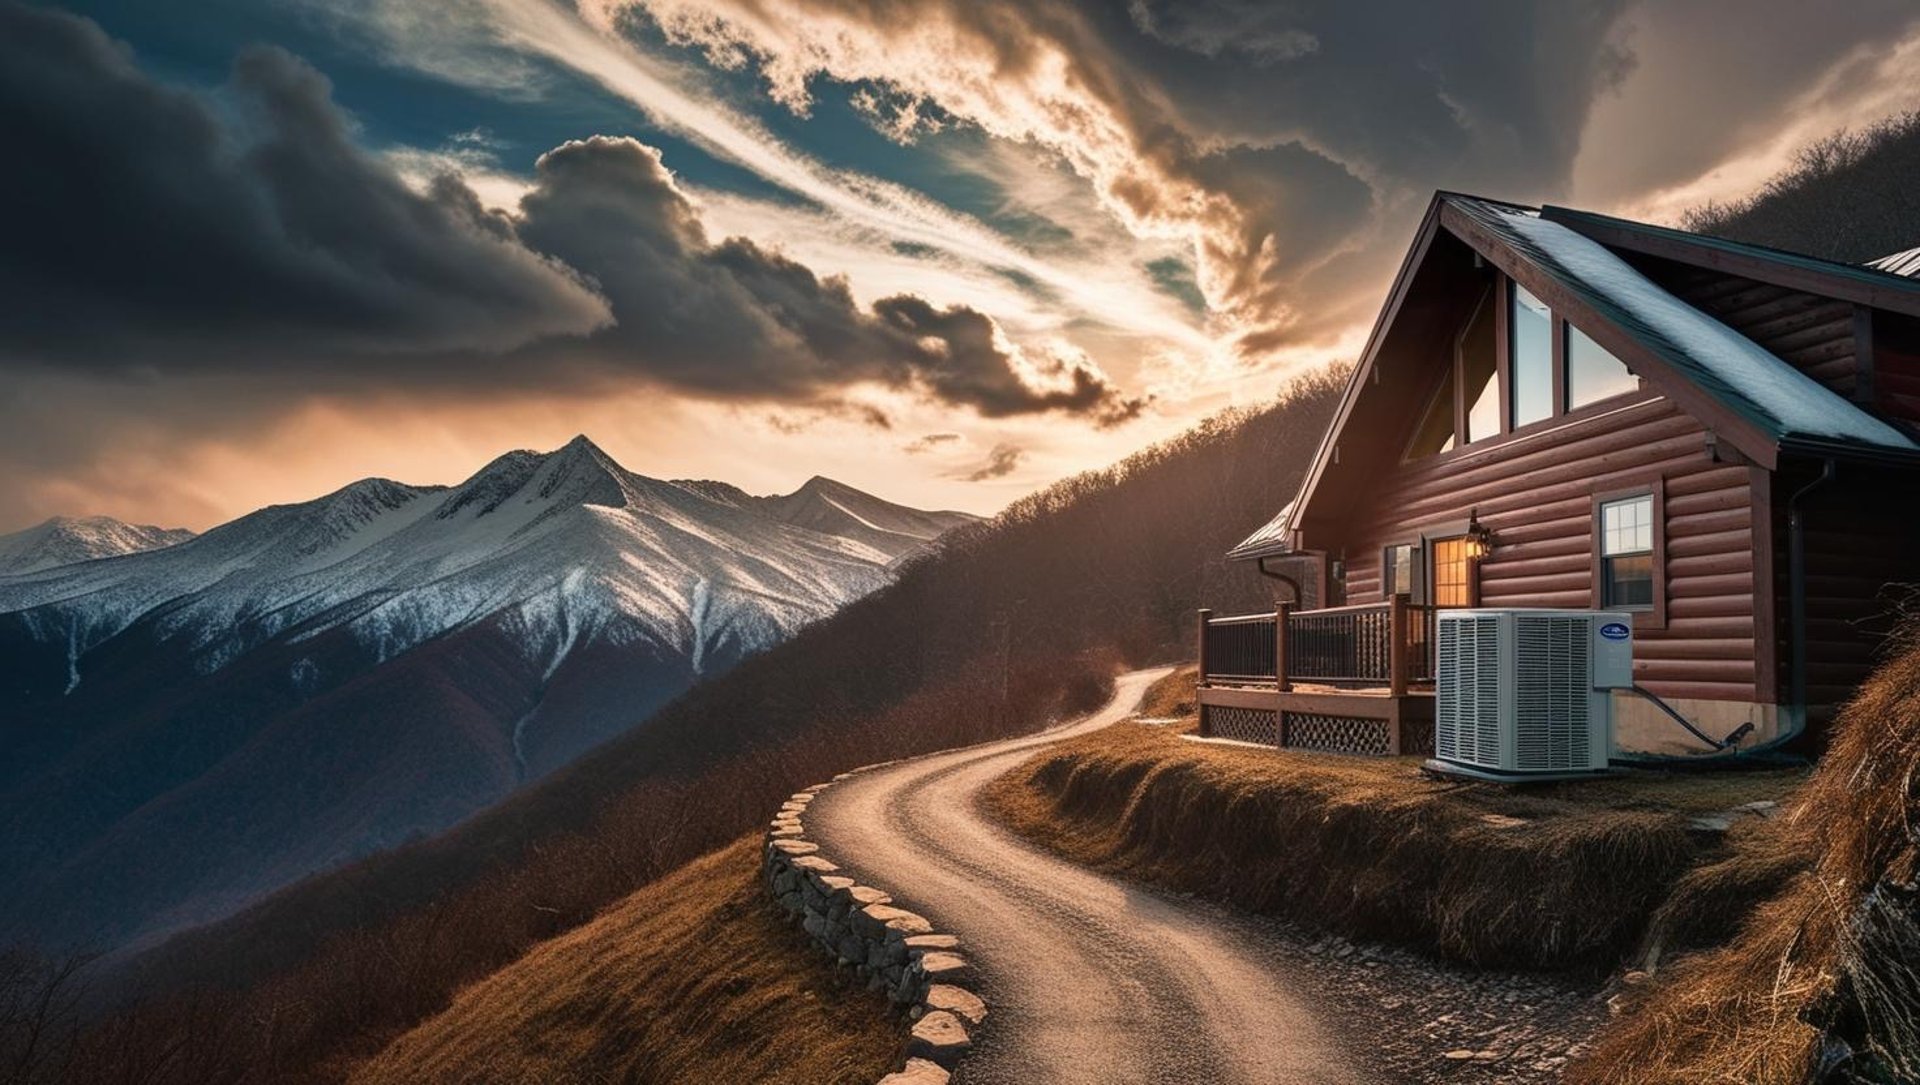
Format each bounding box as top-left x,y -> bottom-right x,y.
1869,245 -> 1920,279
1457,199 -> 1916,452
1226,499 -> 1296,561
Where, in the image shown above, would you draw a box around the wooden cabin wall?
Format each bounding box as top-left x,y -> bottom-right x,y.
1872,310 -> 1920,427
1654,267 -> 1862,399
1337,394 -> 1764,704
1771,461 -> 1920,729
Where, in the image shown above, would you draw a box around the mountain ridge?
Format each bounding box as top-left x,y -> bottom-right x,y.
0,435 -> 976,953
0,515 -> 195,576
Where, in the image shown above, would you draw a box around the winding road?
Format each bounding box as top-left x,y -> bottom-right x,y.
806,669 -> 1368,1084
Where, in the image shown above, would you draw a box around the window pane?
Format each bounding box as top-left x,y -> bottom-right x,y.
1460,285 -> 1499,443
1510,283 -> 1553,428
1567,323 -> 1637,409
1600,495 -> 1652,557
1604,553 -> 1654,608
1432,537 -> 1472,607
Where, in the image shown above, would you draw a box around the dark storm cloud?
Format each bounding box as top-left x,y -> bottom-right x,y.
0,3 -> 1138,426
1127,0 -> 1319,66
0,2 -> 611,367
513,136 -> 1144,422
951,443 -> 1025,482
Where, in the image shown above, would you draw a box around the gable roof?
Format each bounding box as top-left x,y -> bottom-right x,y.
1447,197 -> 1915,453
1240,192 -> 1920,561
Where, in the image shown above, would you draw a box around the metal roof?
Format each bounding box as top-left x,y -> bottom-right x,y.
1869,245 -> 1920,278
1225,500 -> 1296,561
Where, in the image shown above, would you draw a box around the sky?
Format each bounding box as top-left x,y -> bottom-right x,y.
4,0 -> 1920,532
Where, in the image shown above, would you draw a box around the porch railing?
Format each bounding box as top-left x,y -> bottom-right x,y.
1196,611 -> 1277,684
1198,594 -> 1434,694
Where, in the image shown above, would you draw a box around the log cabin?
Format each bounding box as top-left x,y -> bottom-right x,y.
1198,193 -> 1920,758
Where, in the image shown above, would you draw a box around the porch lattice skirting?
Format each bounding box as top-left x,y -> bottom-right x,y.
1285,712 -> 1391,756
1199,705 -> 1438,757
1203,704 -> 1279,745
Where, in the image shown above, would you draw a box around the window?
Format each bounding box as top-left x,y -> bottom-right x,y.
1510,282 -> 1553,428
1566,323 -> 1637,409
1384,543 -> 1417,598
1599,495 -> 1655,608
1431,537 -> 1473,607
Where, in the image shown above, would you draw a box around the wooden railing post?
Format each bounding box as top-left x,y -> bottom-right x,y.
1275,601 -> 1293,693
1387,593 -> 1410,697
1196,608 -> 1213,685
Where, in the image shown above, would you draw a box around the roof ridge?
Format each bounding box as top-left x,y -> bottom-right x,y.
1538,204 -> 1920,295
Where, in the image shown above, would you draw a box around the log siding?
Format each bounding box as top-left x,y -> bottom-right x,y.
1330,394 -> 1762,704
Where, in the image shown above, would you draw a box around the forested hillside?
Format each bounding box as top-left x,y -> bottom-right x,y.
1684,111 -> 1920,262
8,371 -> 1343,1083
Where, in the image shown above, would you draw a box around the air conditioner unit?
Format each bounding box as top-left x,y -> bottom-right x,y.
1428,609 -> 1632,781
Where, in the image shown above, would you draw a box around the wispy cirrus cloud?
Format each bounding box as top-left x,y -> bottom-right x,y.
315,0 -> 1212,363
902,433 -> 960,454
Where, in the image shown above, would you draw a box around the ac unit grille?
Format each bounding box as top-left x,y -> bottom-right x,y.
1435,616 -> 1501,768
1514,616 -> 1591,771
1434,610 -> 1613,775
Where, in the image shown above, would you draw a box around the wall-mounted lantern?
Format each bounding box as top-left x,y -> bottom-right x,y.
1465,508 -> 1495,560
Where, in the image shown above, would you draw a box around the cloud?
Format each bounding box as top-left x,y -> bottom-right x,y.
0,6 -> 1142,425
513,136 -> 1146,421
952,443 -> 1024,482
317,0 -> 1212,357
1127,0 -> 1319,65
903,433 -> 961,454
596,0 -> 1655,355
0,2 -> 611,370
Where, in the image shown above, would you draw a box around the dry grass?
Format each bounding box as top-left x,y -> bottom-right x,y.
1569,631 -> 1920,1085
985,683 -> 1802,973
346,838 -> 900,1085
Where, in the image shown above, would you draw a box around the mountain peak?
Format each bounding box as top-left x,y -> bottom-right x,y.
535,435 -> 630,507
0,514 -> 195,576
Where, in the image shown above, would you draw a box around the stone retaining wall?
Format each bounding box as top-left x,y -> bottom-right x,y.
764,773 -> 987,1085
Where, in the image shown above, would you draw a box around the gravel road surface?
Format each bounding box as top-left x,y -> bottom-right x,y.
808,669 -> 1373,1084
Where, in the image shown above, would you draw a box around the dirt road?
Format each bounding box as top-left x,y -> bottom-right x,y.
806,668 -> 1369,1084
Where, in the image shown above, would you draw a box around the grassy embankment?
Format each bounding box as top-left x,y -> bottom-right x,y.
348,837 -> 901,1085
990,648 -> 1920,1082
1569,629 -> 1920,1085
987,667 -> 1802,973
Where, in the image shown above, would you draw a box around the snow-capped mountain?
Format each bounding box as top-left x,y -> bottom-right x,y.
0,515 -> 193,575
0,437 -> 974,953
0,437 -> 960,685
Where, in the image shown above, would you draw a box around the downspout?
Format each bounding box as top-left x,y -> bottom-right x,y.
1784,458 -> 1838,746
1254,556 -> 1302,605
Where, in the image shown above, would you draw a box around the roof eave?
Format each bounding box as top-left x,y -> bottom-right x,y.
1777,434 -> 1920,469
1226,541 -> 1296,562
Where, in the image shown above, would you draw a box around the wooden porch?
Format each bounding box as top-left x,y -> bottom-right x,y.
1195,595 -> 1437,756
